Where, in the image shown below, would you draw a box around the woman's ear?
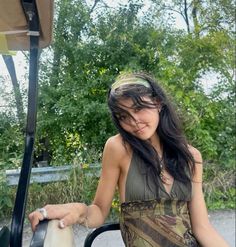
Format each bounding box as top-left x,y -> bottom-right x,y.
155,100 -> 162,112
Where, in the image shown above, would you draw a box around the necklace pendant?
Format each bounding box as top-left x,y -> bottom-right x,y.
160,171 -> 173,185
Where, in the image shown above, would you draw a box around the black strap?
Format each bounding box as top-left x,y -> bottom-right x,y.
29,220 -> 49,247
0,226 -> 10,247
10,1 -> 40,246
84,223 -> 120,247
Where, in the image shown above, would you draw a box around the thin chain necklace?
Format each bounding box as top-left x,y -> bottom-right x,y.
159,157 -> 174,185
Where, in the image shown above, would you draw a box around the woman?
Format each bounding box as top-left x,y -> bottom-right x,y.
29,72 -> 229,246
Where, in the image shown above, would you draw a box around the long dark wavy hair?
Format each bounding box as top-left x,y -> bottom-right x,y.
108,72 -> 195,184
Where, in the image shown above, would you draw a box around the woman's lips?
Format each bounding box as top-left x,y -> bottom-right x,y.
134,126 -> 146,133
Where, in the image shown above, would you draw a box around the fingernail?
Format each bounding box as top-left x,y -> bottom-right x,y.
59,220 -> 65,228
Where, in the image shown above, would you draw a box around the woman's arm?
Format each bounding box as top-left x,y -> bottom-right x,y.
90,135 -> 123,226
29,135 -> 122,231
188,146 -> 229,247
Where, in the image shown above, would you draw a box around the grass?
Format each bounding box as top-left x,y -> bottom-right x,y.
203,163 -> 235,210
0,162 -> 235,221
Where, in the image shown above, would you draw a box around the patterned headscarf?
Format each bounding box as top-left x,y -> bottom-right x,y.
111,75 -> 150,92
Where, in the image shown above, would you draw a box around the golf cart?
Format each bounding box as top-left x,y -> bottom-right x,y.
0,0 -> 119,246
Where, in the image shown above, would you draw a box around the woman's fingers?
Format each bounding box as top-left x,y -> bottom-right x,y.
28,210 -> 45,231
59,219 -> 66,228
28,205 -> 54,231
58,213 -> 77,229
28,203 -> 85,231
57,203 -> 87,228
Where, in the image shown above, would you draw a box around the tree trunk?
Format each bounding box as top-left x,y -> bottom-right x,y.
192,0 -> 200,37
184,0 -> 190,34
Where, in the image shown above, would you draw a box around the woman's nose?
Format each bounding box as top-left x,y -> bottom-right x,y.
129,114 -> 140,126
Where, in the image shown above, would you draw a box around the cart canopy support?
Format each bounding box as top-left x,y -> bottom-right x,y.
0,1 -> 53,246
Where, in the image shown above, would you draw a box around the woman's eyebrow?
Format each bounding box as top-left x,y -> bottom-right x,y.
117,103 -> 135,110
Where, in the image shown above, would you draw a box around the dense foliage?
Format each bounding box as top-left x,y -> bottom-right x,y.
0,0 -> 235,215
37,0 -> 235,166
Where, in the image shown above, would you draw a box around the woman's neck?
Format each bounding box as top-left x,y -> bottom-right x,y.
148,134 -> 162,156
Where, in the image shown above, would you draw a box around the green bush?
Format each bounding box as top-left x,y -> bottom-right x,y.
26,166 -> 99,215
0,172 -> 15,219
203,163 -> 235,210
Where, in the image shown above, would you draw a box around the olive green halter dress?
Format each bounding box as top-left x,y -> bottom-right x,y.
120,152 -> 199,247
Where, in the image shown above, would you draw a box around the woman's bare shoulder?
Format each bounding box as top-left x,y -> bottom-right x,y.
104,134 -> 131,159
106,134 -> 123,145
188,145 -> 203,182
188,145 -> 202,164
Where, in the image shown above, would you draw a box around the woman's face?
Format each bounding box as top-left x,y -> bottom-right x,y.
116,97 -> 160,142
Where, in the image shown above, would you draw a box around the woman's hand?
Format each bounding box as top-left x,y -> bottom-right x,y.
28,203 -> 88,231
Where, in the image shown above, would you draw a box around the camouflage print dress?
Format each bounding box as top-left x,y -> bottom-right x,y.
120,152 -> 200,247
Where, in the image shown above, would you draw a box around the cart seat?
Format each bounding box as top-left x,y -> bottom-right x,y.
30,221 -> 120,247
30,220 -> 75,247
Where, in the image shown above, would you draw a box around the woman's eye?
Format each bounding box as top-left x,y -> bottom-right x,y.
118,115 -> 127,121
134,106 -> 142,112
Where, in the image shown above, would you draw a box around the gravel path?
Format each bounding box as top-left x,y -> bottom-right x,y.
1,209 -> 235,246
